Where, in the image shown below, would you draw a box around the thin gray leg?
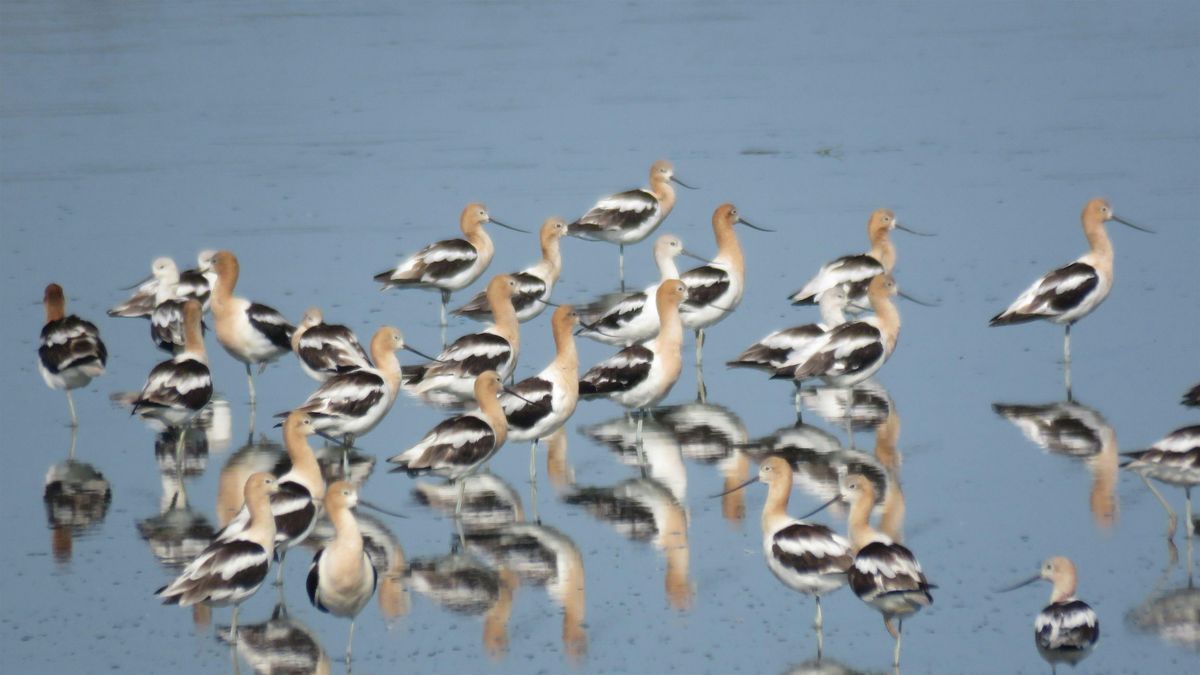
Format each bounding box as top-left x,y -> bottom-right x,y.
618,244 -> 625,292
245,363 -> 256,406
66,389 -> 78,427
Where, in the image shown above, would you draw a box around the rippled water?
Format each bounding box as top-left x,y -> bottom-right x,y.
3,1 -> 1198,673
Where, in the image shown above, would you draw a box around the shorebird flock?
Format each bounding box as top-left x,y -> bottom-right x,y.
36,159 -> 1197,670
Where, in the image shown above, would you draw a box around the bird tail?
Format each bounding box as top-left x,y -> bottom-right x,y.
451,292 -> 489,318
577,379 -> 601,398
788,290 -> 816,306
988,310 -> 1038,326
401,364 -> 427,385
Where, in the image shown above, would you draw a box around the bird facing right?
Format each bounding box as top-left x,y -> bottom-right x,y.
990,198 -> 1152,365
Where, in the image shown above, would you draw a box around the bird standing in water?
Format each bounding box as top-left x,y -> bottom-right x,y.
38,283 -> 107,427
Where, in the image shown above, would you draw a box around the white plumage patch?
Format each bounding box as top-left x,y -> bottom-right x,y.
829,330 -> 881,359
591,190 -> 657,215
427,423 -> 490,450
608,292 -> 649,317
854,547 -> 925,581
682,267 -> 727,288
216,550 -> 271,580
446,337 -> 510,360
1156,426 -> 1200,454
1036,607 -> 1097,632
419,241 -> 478,264
598,348 -> 651,371
775,530 -> 850,559
303,373 -> 385,410
793,255 -> 884,302
248,307 -> 288,326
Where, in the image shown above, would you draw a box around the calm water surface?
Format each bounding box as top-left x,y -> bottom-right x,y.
2,1 -> 1198,673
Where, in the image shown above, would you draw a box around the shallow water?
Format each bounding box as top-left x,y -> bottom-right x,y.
2,1 -> 1199,673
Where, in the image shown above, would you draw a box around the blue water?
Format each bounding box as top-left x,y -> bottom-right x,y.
2,1 -> 1198,673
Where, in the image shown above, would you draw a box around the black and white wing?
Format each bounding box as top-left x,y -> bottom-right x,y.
452,288 -> 492,319
1121,425 -> 1200,484
297,324 -> 371,376
176,269 -> 212,309
306,548 -> 326,611
247,303 -> 295,351
270,481 -> 318,545
1036,601 -> 1099,652
150,299 -> 186,353
991,262 -> 1099,325
453,271 -> 547,321
38,316 -> 108,376
579,344 -> 653,397
156,539 -> 271,607
406,333 -> 512,384
790,254 -> 885,305
728,323 -> 826,371
790,322 -> 883,380
570,189 -> 659,237
133,357 -> 213,414
681,264 -> 731,310
848,541 -> 934,607
500,376 -> 554,432
108,277 -> 159,318
215,481 -> 315,547
579,291 -> 649,337
771,522 -> 852,577
1183,383 -> 1200,408
508,271 -> 549,317
389,415 -> 497,474
376,238 -> 479,287
295,370 -> 387,420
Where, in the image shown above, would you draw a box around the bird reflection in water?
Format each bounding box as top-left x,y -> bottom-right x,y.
466,517 -> 588,660
741,419 -> 889,524
137,416 -> 225,631
215,435 -> 285,528
406,548 -> 517,659
797,379 -> 893,448
780,659 -> 869,675
570,415 -> 692,610
413,472 -> 524,536
1126,488 -> 1199,653
993,398 -> 1119,529
44,428 -> 111,564
416,469 -> 587,659
582,413 -> 688,502
221,601 -> 331,675
314,443 -> 376,489
544,428 -> 576,494
138,428 -> 218,628
658,400 -> 749,525
1127,581 -> 1200,652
